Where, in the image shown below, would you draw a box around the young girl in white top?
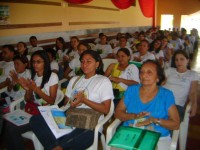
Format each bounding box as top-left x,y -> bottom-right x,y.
163,50 -> 199,120
5,50 -> 59,150
54,37 -> 67,64
64,42 -> 89,80
46,48 -> 59,74
132,40 -> 155,62
63,36 -> 80,63
94,34 -> 113,58
149,39 -> 164,67
1,55 -> 31,113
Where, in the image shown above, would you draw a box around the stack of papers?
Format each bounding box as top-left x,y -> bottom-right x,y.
38,105 -> 73,139
4,110 -> 32,126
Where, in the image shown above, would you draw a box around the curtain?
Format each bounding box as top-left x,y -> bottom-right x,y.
111,0 -> 135,9
138,0 -> 155,26
138,0 -> 155,17
65,0 -> 93,4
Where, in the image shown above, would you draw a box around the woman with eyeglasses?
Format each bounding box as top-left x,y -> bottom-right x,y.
5,50 -> 59,150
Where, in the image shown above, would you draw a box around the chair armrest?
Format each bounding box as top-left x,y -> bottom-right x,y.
92,100 -> 114,150
54,89 -> 64,105
185,101 -> 192,117
0,87 -> 7,94
9,97 -> 24,112
170,129 -> 179,150
58,78 -> 67,89
106,119 -> 122,150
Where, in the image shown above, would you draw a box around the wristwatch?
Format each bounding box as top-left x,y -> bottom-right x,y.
155,119 -> 161,126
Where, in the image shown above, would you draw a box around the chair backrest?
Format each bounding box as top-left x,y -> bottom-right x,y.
58,78 -> 67,89
10,89 -> 64,112
54,89 -> 65,105
88,43 -> 96,50
102,58 -> 118,72
87,100 -> 114,150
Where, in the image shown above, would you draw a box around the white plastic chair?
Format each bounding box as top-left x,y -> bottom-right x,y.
0,86 -> 7,94
102,58 -> 118,72
88,43 -> 96,50
27,99 -> 114,150
58,78 -> 68,89
179,102 -> 192,150
106,119 -> 180,150
9,89 -> 64,150
87,100 -> 114,150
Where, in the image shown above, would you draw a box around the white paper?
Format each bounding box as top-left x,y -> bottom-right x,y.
38,105 -> 74,139
3,110 -> 32,126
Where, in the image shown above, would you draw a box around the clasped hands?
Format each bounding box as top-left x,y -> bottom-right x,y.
134,112 -> 155,127
17,77 -> 38,91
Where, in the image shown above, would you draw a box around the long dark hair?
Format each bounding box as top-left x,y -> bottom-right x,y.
67,36 -> 79,55
149,39 -> 162,54
141,60 -> 165,85
171,50 -> 190,69
16,42 -> 28,56
55,37 -> 67,52
79,50 -> 104,75
30,50 -> 51,88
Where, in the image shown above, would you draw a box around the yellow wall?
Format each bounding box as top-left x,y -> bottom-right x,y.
157,0 -> 200,28
0,0 -> 152,37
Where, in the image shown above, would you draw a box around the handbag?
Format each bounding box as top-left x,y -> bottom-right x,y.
65,108 -> 102,130
25,101 -> 40,115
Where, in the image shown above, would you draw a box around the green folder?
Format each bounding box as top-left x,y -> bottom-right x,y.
108,126 -> 161,150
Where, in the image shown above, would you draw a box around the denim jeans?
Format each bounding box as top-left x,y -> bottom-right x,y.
30,115 -> 95,150
5,120 -> 31,150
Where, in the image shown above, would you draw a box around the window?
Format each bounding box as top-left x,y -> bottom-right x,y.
160,15 -> 174,31
181,12 -> 200,34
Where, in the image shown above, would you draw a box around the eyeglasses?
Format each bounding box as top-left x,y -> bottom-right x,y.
31,60 -> 44,64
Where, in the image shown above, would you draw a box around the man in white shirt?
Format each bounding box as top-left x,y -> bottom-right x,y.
28,36 -> 43,55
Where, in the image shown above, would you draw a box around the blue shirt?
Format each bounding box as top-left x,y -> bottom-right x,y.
123,84 -> 175,137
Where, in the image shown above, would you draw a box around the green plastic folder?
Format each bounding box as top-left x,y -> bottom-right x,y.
129,61 -> 143,68
108,126 -> 161,150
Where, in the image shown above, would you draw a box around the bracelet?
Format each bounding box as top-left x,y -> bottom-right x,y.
155,119 -> 161,126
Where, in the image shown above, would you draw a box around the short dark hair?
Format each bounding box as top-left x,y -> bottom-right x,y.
45,48 -> 56,59
2,45 -> 15,53
141,60 -> 165,85
117,48 -> 130,56
78,42 -> 90,50
29,36 -> 37,41
13,55 -> 29,68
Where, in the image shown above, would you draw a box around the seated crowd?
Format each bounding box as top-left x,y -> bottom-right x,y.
0,27 -> 199,150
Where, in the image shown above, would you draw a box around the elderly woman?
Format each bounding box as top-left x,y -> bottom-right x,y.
115,60 -> 180,150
